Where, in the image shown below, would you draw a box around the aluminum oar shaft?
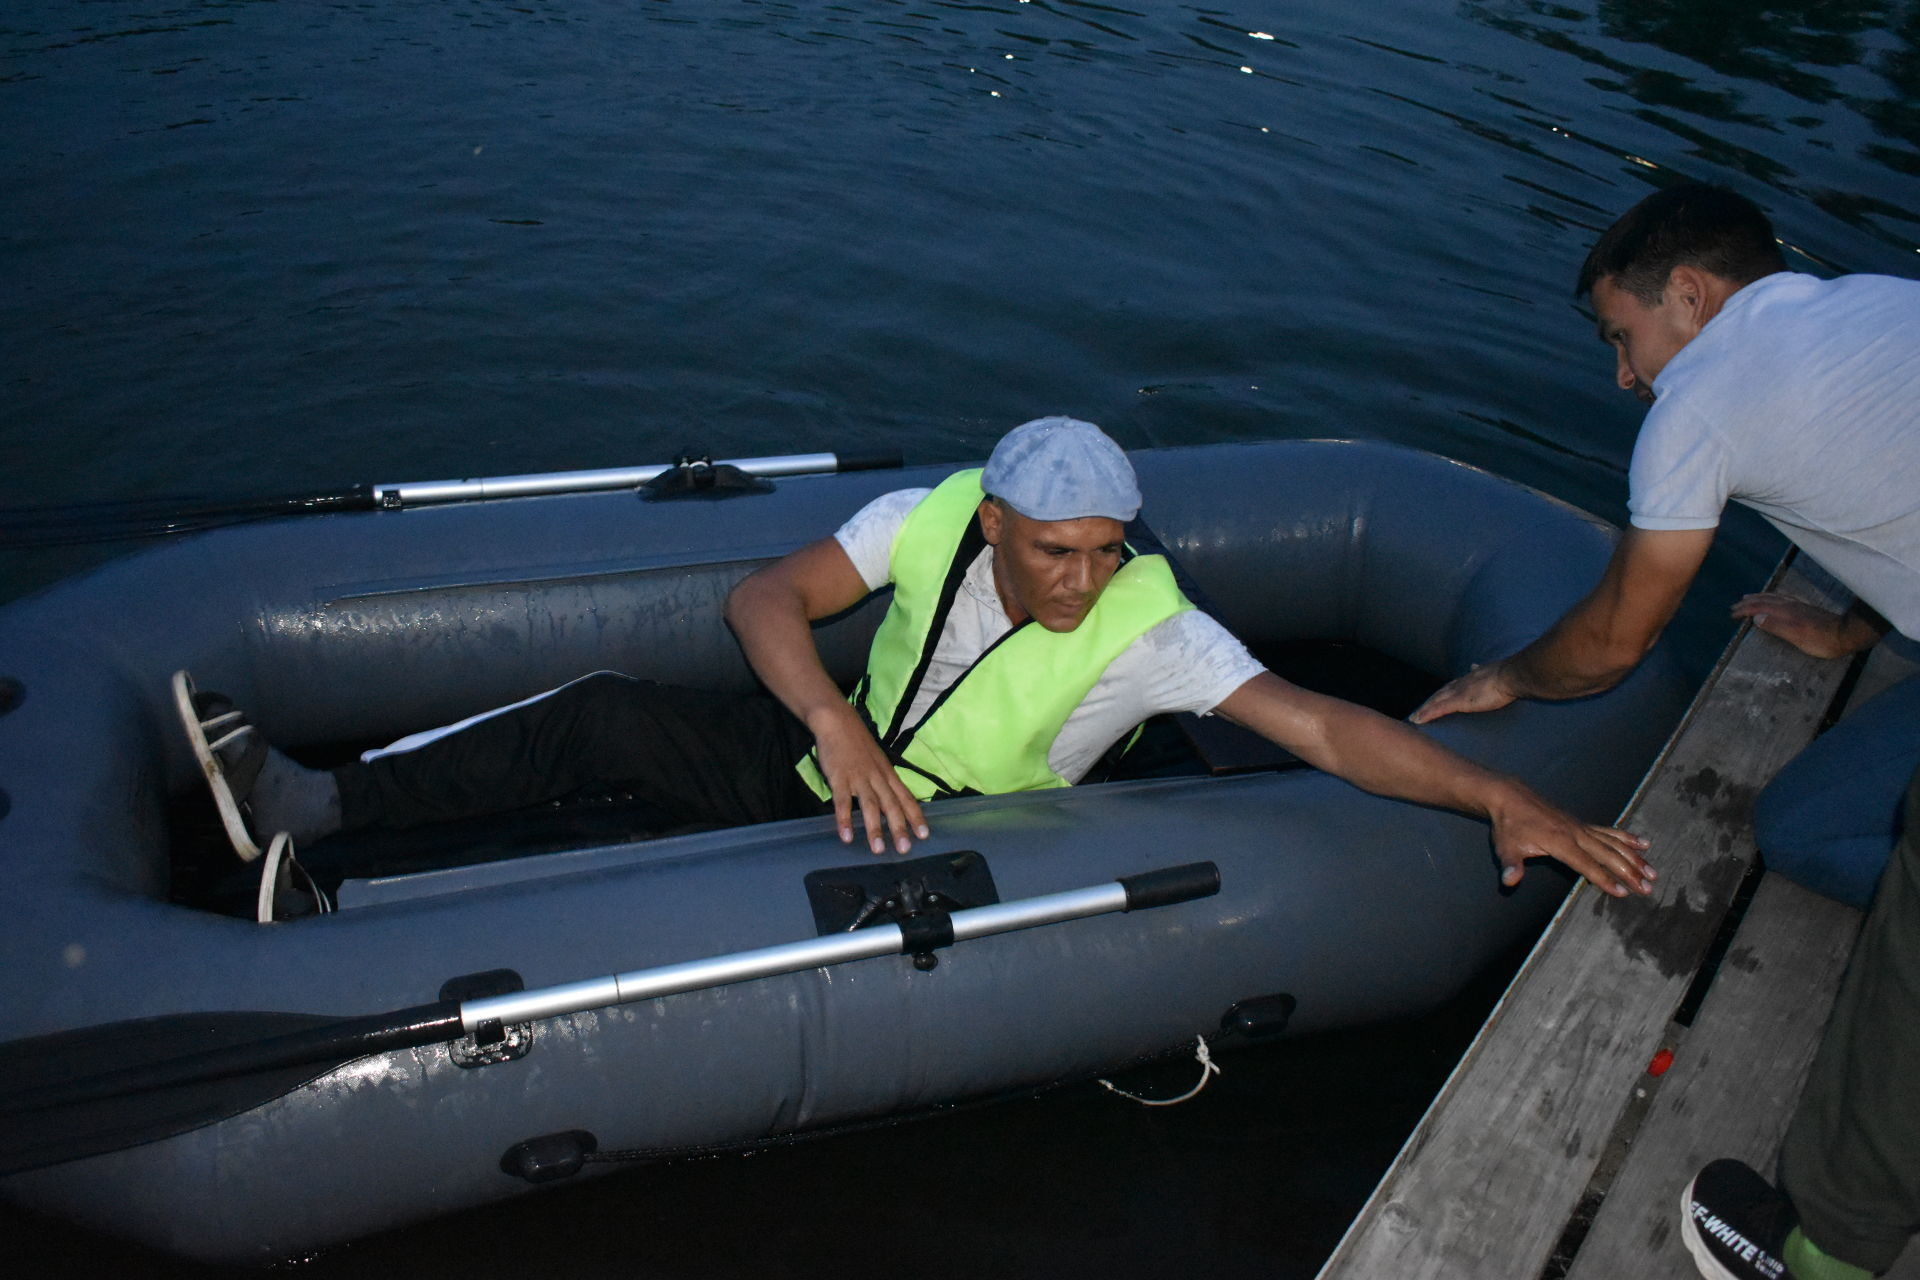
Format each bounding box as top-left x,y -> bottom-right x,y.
382,451 -> 890,507
458,880 -> 1144,1031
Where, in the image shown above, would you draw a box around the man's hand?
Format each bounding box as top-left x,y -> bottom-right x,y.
1414,527 -> 1716,723
726,535 -> 932,857
809,703 -> 929,856
1486,779 -> 1655,898
1410,660 -> 1517,724
1731,592 -> 1886,660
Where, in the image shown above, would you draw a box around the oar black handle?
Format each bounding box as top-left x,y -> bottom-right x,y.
831,449 -> 904,472
1118,861 -> 1221,911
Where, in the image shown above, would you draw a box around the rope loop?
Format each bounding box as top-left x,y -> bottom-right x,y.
1097,1037 -> 1220,1107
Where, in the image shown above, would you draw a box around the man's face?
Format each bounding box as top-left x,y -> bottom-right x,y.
977,499 -> 1125,633
1591,273 -> 1701,405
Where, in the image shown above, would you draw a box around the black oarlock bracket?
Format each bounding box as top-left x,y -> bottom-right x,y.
898,908 -> 956,971
638,452 -> 774,502
441,969 -> 533,1068
805,849 -> 999,935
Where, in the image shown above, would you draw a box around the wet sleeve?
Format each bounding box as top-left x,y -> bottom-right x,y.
1627,403 -> 1729,532
1125,611 -> 1267,717
833,488 -> 933,591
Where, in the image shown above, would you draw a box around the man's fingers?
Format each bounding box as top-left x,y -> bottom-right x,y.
1502,821 -> 1655,899
1410,683 -> 1465,724
1539,843 -> 1632,898
1408,694 -> 1447,724
855,774 -> 930,856
1591,850 -> 1654,896
896,785 -> 931,844
1569,826 -> 1655,896
854,783 -> 899,855
1411,664 -> 1514,724
854,792 -> 885,855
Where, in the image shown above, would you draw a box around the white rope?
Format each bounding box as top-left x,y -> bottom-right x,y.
1097,1037 -> 1221,1107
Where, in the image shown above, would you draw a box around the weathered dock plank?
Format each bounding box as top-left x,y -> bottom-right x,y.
1317,559 -> 1854,1280
1565,874 -> 1862,1279
1572,633 -> 1920,1278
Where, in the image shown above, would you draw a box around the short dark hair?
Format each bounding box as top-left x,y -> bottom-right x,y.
1576,183 -> 1786,303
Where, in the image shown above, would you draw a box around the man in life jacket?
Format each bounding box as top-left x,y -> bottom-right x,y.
179,417 -> 1655,902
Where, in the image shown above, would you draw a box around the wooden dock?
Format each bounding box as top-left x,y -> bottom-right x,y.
1319,555 -> 1919,1280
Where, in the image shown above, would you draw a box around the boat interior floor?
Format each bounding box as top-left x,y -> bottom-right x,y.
166,640 -> 1440,918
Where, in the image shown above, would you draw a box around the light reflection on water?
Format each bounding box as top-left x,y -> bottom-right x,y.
2,0 -> 1916,1274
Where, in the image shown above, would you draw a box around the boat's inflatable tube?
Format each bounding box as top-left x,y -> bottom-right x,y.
0,440 -> 1689,1263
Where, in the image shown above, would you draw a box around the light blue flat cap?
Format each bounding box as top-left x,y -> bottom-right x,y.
981,417 -> 1141,523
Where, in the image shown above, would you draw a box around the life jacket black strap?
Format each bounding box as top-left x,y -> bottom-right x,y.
878,516 -> 986,746
890,757 -> 980,802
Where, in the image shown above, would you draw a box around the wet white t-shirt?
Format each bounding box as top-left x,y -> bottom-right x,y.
834,489 -> 1266,784
1629,271 -> 1920,638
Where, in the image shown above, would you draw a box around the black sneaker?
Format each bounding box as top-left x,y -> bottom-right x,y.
1681,1158 -> 1795,1280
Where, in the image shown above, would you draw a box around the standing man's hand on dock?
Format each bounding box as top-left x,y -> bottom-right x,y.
1410,660 -> 1518,723
1730,592 -> 1888,661
1486,781 -> 1655,898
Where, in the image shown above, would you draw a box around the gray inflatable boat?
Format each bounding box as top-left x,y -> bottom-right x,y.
0,440 -> 1689,1264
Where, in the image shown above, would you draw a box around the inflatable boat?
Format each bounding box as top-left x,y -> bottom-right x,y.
0,440 -> 1689,1264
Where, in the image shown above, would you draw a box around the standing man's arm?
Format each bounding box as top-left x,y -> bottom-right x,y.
725,537 -> 929,856
1411,526 -> 1715,722
1216,673 -> 1655,896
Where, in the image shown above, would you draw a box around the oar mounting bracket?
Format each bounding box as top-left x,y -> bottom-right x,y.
441,969 -> 533,1068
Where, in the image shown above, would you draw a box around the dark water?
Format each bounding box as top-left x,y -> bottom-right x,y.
3,0 -> 1918,1274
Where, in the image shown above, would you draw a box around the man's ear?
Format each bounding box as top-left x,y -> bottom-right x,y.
1664,264 -> 1721,331
977,497 -> 1004,546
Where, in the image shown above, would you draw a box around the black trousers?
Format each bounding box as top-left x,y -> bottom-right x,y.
333,672 -> 826,833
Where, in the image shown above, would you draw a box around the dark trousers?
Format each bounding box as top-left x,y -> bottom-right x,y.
333,672 -> 826,834
1756,669 -> 1920,909
1780,762 -> 1920,1272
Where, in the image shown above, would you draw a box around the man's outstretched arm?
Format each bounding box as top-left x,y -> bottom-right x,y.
1411,525 -> 1715,723
725,537 -> 929,856
1217,672 -> 1655,897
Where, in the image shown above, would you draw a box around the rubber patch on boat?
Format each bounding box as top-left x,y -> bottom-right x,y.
804,849 -> 998,935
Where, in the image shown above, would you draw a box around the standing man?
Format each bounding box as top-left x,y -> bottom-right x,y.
1413,183 -> 1920,909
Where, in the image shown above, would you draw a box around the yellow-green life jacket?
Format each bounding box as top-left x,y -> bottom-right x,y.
797,469 -> 1192,802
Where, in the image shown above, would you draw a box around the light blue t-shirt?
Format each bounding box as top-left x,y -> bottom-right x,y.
1629,271 -> 1920,638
